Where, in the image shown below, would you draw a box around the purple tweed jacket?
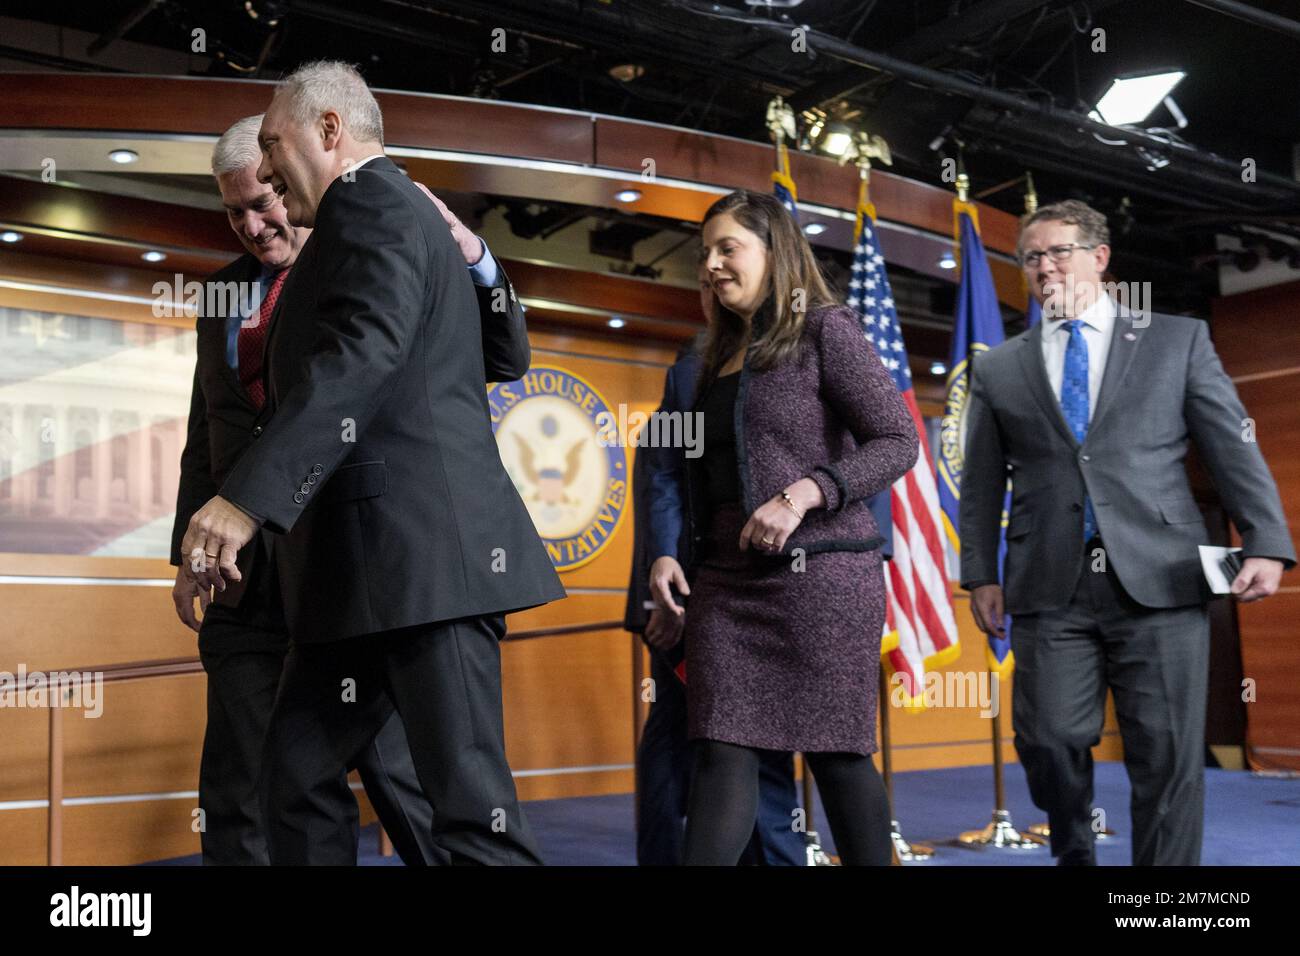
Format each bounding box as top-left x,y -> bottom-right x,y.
687,303 -> 919,559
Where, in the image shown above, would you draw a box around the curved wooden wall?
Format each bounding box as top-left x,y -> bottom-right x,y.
0,72 -> 1030,308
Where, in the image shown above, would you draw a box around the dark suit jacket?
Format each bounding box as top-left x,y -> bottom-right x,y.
171,248 -> 530,581
646,350 -> 703,569
960,307 -> 1296,613
622,439 -> 655,634
175,164 -> 561,639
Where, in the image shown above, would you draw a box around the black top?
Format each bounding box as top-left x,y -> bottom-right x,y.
696,369 -> 741,513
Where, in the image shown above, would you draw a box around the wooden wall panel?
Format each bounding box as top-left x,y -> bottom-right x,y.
0,582 -> 195,674
1212,281 -> 1300,770
1230,376 -> 1300,546
1236,592 -> 1300,771
0,674 -> 204,802
1212,279 -> 1300,380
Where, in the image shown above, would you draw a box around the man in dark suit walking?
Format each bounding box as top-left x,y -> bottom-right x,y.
171,114 -> 533,864
960,199 -> 1294,865
180,63 -> 566,864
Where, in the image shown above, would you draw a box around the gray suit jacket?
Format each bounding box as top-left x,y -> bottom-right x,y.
960,307 -> 1295,614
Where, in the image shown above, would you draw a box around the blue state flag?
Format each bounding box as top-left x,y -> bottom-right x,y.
938,209 -> 1013,676
772,143 -> 799,221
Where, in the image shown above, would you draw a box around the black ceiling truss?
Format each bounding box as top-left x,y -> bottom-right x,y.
5,0 -> 1299,312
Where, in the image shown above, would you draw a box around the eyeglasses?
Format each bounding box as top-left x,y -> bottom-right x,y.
1018,242 -> 1097,268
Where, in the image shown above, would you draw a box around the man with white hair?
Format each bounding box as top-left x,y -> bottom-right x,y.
172,111 -> 533,864
181,62 -> 565,865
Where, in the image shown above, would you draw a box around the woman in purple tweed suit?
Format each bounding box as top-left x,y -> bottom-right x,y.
648,191 -> 918,865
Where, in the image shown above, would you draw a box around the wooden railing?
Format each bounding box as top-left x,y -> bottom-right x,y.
14,619 -> 625,865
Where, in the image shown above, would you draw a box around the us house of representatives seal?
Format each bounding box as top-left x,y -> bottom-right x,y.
487,365 -> 628,572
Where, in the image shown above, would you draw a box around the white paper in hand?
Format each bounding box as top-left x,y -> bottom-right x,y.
1199,545 -> 1243,595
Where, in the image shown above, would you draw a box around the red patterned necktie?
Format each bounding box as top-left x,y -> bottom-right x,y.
238,267 -> 288,410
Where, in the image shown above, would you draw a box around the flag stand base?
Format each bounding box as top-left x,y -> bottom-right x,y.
958,809 -> 1045,849
891,820 -> 935,862
804,831 -> 837,866
1027,822 -> 1115,840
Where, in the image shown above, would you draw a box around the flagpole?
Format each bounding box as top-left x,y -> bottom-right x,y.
845,153 -> 933,865
956,681 -> 1043,850
765,95 -> 834,864
879,667 -> 933,863
946,166 -> 1043,852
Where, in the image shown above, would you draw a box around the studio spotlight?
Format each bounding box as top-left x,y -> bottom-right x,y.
1090,71 -> 1186,126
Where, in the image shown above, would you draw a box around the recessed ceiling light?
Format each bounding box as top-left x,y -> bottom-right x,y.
930,361 -> 948,376
607,317 -> 626,329
1090,71 -> 1186,126
0,231 -> 22,243
803,222 -> 827,237
937,251 -> 957,270
615,189 -> 641,203
141,250 -> 167,262
109,149 -> 139,165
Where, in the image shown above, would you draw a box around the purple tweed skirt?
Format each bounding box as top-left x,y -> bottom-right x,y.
683,501 -> 886,755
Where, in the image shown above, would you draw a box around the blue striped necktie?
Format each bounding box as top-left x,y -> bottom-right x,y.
1060,320 -> 1098,542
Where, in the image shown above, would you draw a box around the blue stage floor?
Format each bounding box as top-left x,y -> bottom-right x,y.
153,763 -> 1300,866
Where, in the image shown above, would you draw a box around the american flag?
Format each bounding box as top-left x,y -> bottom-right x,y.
847,197 -> 961,705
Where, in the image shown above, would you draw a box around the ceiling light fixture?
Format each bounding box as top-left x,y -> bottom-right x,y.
108,149 -> 139,165
820,126 -> 853,158
1090,71 -> 1186,126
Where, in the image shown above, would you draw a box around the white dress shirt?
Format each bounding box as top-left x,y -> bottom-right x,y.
1041,294 -> 1116,421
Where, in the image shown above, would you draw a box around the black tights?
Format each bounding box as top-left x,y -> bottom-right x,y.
682,740 -> 893,865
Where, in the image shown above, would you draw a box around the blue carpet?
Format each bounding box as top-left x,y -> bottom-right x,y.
150,763 -> 1300,866
870,762 -> 1300,866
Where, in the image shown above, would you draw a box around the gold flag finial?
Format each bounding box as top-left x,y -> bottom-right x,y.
955,172 -> 970,204
766,96 -> 797,147
846,131 -> 892,170
1024,171 -> 1038,214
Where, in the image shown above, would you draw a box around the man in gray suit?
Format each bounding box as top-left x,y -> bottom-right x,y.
960,199 -> 1294,866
